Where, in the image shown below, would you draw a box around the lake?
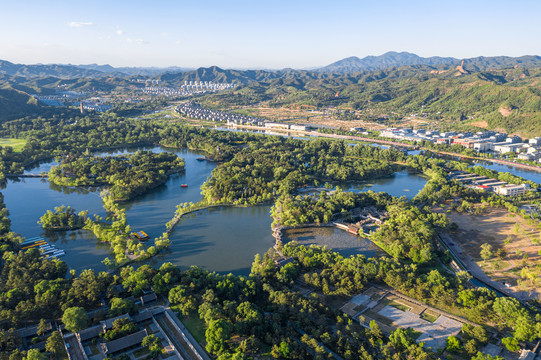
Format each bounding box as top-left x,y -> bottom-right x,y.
6,141 -> 519,275
282,226 -> 384,258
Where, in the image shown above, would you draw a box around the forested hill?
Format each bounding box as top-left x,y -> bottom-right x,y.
317,51 -> 541,73
0,88 -> 41,120
156,66 -> 335,85
201,66 -> 541,136
0,59 -> 115,78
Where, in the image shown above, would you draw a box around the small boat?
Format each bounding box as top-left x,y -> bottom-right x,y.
196,157 -> 206,161
180,184 -> 188,188
131,231 -> 150,241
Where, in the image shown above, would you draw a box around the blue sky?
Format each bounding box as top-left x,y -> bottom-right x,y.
1,0 -> 540,68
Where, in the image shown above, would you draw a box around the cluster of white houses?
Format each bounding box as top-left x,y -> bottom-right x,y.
380,128 -> 541,161
176,102 -> 267,125
176,102 -> 314,131
181,81 -> 235,91
449,171 -> 531,196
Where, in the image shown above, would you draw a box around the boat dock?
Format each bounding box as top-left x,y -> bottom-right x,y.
20,237 -> 65,259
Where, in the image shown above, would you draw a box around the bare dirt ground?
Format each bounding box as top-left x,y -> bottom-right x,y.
469,120 -> 489,129
233,106 -> 387,130
445,206 -> 541,298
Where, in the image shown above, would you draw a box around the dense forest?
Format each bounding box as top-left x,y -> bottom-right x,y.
1,102 -> 541,359
48,151 -> 185,201
201,139 -> 406,205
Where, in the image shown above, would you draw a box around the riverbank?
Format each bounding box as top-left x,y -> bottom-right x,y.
219,123 -> 541,173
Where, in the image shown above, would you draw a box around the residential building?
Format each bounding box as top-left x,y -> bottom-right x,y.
473,142 -> 494,152
494,184 -> 530,196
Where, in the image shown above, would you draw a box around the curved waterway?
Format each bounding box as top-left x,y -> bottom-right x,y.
13,139 -> 530,274
0,145 -> 429,274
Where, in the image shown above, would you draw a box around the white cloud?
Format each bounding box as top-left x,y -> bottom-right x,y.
126,38 -> 148,44
69,21 -> 94,28
116,29 -> 124,36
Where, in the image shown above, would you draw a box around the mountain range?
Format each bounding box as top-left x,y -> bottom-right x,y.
2,52 -> 541,80
0,60 -> 193,79
316,51 -> 541,73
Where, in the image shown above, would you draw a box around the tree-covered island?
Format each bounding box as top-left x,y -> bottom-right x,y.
48,151 -> 185,202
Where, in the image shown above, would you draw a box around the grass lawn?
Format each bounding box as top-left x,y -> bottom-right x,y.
420,311 -> 439,323
0,138 -> 26,152
386,300 -> 411,312
181,312 -> 206,345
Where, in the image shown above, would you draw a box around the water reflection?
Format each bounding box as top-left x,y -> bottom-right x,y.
283,227 -> 384,258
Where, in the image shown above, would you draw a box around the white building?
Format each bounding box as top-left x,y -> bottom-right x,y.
494,143 -> 526,154
518,153 -> 535,161
529,137 -> 541,146
494,184 -> 530,196
473,142 -> 494,152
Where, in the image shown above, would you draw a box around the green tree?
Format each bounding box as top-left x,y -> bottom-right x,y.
389,328 -> 414,351
446,336 -> 462,352
37,319 -> 48,336
480,243 -> 493,261
205,319 -> 230,355
501,337 -> 520,352
45,331 -> 64,357
25,349 -> 45,360
142,334 -> 162,359
61,307 -> 88,333
471,352 -> 504,360
109,298 -> 137,316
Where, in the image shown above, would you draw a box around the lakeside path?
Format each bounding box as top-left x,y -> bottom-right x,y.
219,123 -> 541,174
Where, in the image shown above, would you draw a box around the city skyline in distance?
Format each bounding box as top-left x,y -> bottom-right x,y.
1,0 -> 540,69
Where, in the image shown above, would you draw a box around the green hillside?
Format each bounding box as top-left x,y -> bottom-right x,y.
0,87 -> 41,120
199,66 -> 541,136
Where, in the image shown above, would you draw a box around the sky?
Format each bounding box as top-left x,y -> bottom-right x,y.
1,0 -> 540,69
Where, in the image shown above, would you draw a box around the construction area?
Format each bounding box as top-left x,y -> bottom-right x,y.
445,205 -> 541,299
228,106 -> 388,131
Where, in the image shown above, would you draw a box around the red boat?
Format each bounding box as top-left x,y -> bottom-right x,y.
181,184 -> 188,188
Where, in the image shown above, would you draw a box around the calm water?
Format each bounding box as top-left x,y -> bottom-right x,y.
7,138 -> 538,275
145,206 -> 274,274
283,227 -> 384,258
345,171 -> 427,198
473,160 -> 541,184
2,147 -> 274,274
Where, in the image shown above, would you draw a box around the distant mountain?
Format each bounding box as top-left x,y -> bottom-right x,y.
0,60 -> 110,79
318,52 -> 457,73
76,64 -> 193,76
317,51 -> 541,73
0,60 -> 193,79
157,66 -> 284,85
463,55 -> 541,71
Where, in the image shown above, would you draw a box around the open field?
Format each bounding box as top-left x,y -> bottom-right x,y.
230,106 -> 387,130
0,138 -> 26,152
446,206 -> 541,296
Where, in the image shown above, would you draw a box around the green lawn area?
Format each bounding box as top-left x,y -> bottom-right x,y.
386,300 -> 411,312
0,138 -> 26,152
420,311 -> 439,323
180,312 -> 206,345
